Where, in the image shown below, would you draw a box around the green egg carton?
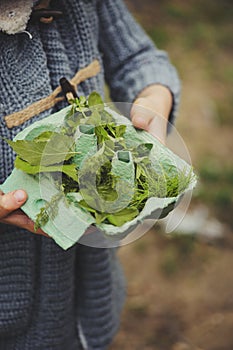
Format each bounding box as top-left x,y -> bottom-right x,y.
0,93 -> 197,250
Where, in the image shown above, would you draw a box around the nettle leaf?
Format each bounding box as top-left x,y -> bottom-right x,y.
106,123 -> 126,139
103,139 -> 115,158
6,133 -> 76,166
86,110 -> 102,126
132,143 -> 153,160
95,212 -> 108,224
78,199 -> 97,214
79,96 -> 87,107
106,207 -> 139,227
88,91 -> 104,109
34,192 -> 63,231
95,127 -> 110,146
63,111 -> 83,135
94,123 -> 127,147
99,109 -> 114,123
33,131 -> 55,142
95,124 -> 111,144
15,157 -> 78,182
113,124 -> 127,138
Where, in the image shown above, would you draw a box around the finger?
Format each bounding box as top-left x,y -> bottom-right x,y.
1,210 -> 50,237
146,115 -> 167,144
0,190 -> 27,219
131,103 -> 166,144
130,101 -> 155,130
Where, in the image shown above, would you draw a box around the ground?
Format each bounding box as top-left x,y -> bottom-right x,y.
109,1 -> 233,349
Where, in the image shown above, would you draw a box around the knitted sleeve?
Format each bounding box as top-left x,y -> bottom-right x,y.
97,0 -> 181,124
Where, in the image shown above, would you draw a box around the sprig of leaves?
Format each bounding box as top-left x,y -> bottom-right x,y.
34,192 -> 63,231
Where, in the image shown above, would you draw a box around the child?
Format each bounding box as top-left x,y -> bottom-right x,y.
0,0 -> 180,349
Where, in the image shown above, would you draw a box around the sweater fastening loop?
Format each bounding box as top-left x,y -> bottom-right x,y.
31,0 -> 63,24
31,9 -> 63,24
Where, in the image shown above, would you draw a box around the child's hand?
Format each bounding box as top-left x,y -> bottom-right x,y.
130,84 -> 173,144
0,190 -> 49,237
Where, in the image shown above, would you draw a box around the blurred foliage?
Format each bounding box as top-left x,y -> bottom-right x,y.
127,0 -> 233,128
199,160 -> 233,184
196,158 -> 233,226
159,234 -> 196,277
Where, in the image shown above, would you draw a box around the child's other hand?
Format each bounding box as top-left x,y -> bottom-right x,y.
130,84 -> 173,144
0,190 -> 49,237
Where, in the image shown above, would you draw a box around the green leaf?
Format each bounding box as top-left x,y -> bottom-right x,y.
99,109 -> 114,123
78,199 -> 97,214
79,96 -> 87,106
15,157 -> 79,182
113,124 -> 127,138
33,131 -> 55,142
103,139 -> 115,158
6,133 -> 76,166
95,212 -> 108,224
34,206 -> 49,231
34,192 -> 63,230
106,207 -> 139,226
85,110 -> 102,125
132,143 -> 153,160
95,124 -> 110,144
94,123 -> 126,146
88,91 -> 104,108
63,111 -> 83,135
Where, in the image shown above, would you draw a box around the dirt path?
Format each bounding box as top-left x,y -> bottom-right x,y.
110,230 -> 233,350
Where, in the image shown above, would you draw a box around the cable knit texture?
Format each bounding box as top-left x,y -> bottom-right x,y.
0,1 -> 180,349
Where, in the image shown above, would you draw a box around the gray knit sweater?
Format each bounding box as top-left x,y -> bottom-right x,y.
0,1 -> 180,349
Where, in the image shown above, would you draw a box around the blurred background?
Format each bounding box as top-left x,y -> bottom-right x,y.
110,1 -> 233,349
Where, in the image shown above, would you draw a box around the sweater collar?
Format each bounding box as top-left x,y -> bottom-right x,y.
0,0 -> 39,35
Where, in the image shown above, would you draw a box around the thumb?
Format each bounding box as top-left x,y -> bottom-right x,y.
131,98 -> 154,130
0,190 -> 27,219
131,100 -> 167,144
